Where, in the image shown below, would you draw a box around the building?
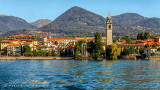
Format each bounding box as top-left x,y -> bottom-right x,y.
7,43 -> 21,56
106,13 -> 112,45
144,47 -> 157,57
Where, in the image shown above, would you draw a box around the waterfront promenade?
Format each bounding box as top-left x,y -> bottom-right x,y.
0,56 -> 73,60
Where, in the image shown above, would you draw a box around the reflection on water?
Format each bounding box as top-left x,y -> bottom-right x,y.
1,60 -> 160,89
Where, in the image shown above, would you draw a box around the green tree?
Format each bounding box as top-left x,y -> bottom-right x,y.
75,40 -> 87,55
137,33 -> 141,40
46,51 -> 52,56
106,45 -> 112,58
60,49 -> 65,56
87,41 -> 94,56
140,32 -> 144,40
157,47 -> 160,51
129,47 -> 135,54
152,44 -> 157,48
121,48 -> 129,55
145,44 -> 149,48
122,36 -> 131,44
37,50 -> 45,56
144,32 -> 150,39
139,46 -> 144,55
93,32 -> 103,59
23,45 -> 31,53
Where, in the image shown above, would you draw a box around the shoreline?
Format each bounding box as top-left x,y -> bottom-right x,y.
0,56 -> 74,60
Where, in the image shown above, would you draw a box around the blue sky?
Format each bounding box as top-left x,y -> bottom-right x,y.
0,0 -> 159,22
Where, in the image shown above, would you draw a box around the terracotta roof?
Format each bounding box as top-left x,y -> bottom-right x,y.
117,44 -> 145,46
8,43 -> 21,46
1,40 -> 12,43
147,42 -> 155,46
155,36 -> 160,38
9,35 -> 36,38
23,42 -> 30,45
67,45 -> 75,48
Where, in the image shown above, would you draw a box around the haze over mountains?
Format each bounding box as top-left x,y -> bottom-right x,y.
0,6 -> 160,37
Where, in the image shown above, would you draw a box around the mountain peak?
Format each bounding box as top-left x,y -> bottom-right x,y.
32,19 -> 52,28
0,14 -> 7,16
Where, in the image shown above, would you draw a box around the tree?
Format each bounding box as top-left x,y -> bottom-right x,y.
87,41 -> 94,56
122,36 -> 131,44
157,47 -> 160,51
145,44 -> 149,48
152,44 -> 157,48
60,49 -> 65,56
46,51 -> 52,56
139,46 -> 144,55
106,45 -> 112,58
23,45 -> 31,53
137,33 -> 141,40
144,32 -> 150,39
36,50 -> 45,56
92,32 -> 103,59
121,48 -> 129,55
110,44 -> 121,60
129,47 -> 135,54
75,40 -> 87,55
140,32 -> 144,40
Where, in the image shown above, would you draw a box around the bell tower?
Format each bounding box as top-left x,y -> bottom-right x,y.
106,13 -> 112,45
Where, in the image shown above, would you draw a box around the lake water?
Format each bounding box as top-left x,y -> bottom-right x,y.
0,60 -> 160,89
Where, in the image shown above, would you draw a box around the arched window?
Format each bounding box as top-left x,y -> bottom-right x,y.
108,25 -> 111,29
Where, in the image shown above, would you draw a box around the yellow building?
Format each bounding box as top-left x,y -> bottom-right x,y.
1,40 -> 12,51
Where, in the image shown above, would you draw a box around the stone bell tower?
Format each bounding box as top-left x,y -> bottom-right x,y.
106,13 -> 112,46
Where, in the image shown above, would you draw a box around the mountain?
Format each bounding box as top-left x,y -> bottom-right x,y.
112,13 -> 160,28
38,6 -> 106,36
31,19 -> 52,28
0,15 -> 38,32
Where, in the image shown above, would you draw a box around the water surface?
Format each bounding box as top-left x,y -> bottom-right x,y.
0,60 -> 160,89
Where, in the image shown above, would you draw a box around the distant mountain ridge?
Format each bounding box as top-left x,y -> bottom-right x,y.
31,19 -> 52,28
38,6 -> 160,36
0,15 -> 38,32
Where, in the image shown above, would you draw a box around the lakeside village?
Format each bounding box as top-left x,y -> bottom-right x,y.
1,15 -> 160,60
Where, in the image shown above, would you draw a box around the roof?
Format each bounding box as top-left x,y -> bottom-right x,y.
9,35 -> 36,38
1,40 -> 12,43
8,43 -> 21,46
144,47 -> 156,49
67,45 -> 75,48
117,44 -> 145,46
23,42 -> 30,45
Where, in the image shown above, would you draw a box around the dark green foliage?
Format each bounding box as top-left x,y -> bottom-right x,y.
60,49 -> 65,56
157,47 -> 160,51
139,46 -> 144,55
145,44 -> 149,48
122,36 -> 131,44
152,44 -> 157,48
36,50 -> 45,56
75,40 -> 87,55
106,45 -> 112,58
144,32 -> 150,39
121,47 -> 138,55
87,41 -> 94,55
24,52 -> 33,56
137,32 -> 151,40
92,32 -> 103,59
23,45 -> 31,53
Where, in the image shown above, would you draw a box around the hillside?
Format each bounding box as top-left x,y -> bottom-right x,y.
38,6 -> 160,37
31,19 -> 52,28
38,6 -> 106,36
0,16 -> 38,32
112,13 -> 160,28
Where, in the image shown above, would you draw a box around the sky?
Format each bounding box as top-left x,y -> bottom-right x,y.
0,0 -> 159,22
